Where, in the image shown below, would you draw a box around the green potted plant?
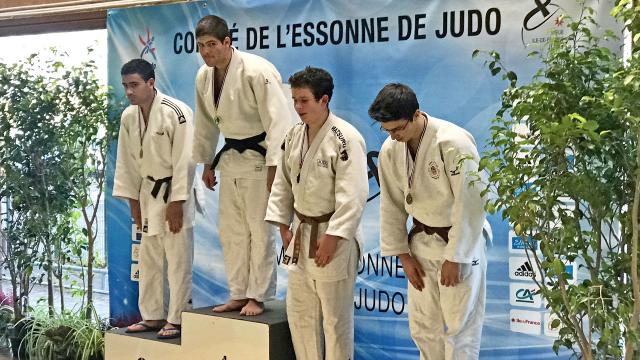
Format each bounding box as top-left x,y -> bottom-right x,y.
475,1 -> 640,358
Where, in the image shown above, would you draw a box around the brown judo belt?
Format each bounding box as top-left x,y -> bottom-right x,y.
408,217 -> 452,244
291,209 -> 334,263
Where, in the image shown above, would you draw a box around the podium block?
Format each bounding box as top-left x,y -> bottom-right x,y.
105,328 -> 182,360
105,300 -> 295,360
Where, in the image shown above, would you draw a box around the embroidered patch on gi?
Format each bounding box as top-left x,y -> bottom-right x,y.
155,131 -> 164,136
317,159 -> 328,168
330,126 -> 349,161
255,165 -> 263,172
428,161 -> 440,179
450,166 -> 461,176
265,78 -> 271,85
472,258 -> 480,266
142,218 -> 149,233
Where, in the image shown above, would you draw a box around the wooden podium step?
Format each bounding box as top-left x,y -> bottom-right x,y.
105,300 -> 295,360
104,327 -> 181,359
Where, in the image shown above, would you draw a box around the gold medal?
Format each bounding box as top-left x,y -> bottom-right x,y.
406,193 -> 413,204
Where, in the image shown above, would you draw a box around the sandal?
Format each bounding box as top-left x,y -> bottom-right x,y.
125,321 -> 163,333
157,323 -> 181,340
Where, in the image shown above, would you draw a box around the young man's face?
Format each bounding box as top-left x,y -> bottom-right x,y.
291,87 -> 328,125
121,73 -> 155,106
379,118 -> 411,142
379,110 -> 421,142
196,35 -> 231,68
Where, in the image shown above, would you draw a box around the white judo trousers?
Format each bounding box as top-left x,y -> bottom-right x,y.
408,233 -> 486,360
286,232 -> 358,360
139,226 -> 194,325
218,175 -> 276,301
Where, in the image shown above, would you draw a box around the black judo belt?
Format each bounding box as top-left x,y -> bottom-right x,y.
408,217 -> 451,243
210,132 -> 267,170
146,176 -> 172,203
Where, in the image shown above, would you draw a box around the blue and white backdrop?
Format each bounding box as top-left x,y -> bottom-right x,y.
105,1 -> 619,358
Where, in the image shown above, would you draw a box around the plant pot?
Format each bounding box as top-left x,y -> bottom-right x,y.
8,319 -> 31,359
9,335 -> 25,359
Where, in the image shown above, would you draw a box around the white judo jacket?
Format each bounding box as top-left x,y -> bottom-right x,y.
113,91 -> 198,237
192,47 -> 291,179
378,115 -> 486,263
266,113 -> 369,281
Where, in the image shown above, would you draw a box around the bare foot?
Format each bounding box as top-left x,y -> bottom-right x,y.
212,299 -> 248,313
240,299 -> 264,316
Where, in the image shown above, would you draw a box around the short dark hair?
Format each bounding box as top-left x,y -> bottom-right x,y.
120,58 -> 155,82
196,15 -> 231,42
368,83 -> 419,123
288,67 -> 334,103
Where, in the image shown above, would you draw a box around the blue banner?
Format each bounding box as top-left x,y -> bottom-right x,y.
105,1 -> 618,358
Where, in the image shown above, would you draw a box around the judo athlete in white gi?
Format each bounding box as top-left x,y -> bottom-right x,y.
266,67 -> 368,360
113,59 -> 197,339
192,15 -> 290,316
369,83 -> 487,360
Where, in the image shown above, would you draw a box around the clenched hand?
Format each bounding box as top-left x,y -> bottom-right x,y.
166,201 -> 184,233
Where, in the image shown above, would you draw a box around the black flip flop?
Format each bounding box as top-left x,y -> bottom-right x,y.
157,324 -> 181,340
125,322 -> 163,333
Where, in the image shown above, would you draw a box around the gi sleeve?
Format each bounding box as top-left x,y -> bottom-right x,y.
192,67 -> 220,165
325,130 -> 368,240
265,129 -> 295,226
378,141 -> 410,256
251,68 -> 291,167
113,112 -> 142,200
441,134 -> 486,263
168,104 -> 194,202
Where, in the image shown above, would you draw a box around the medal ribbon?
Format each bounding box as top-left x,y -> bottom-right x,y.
405,117 -> 427,200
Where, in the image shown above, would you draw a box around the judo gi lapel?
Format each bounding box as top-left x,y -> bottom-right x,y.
212,47 -> 240,125
140,91 -> 163,159
298,114 -> 334,186
203,67 -> 214,113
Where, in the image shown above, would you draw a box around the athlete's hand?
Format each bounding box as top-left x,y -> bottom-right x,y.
440,260 -> 461,287
399,253 -> 425,291
129,198 -> 142,230
315,234 -> 339,267
202,166 -> 217,191
166,201 -> 184,233
279,224 -> 293,249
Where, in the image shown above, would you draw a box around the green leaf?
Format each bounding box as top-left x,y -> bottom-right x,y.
552,259 -> 564,276
624,74 -> 635,85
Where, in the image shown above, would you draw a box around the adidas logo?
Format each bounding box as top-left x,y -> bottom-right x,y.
514,261 -> 535,278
